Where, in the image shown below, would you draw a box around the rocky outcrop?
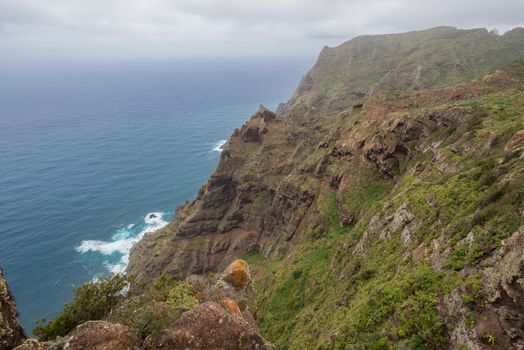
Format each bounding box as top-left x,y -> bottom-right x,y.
439,227 -> 524,350
0,268 -> 24,350
352,203 -> 418,256
127,105 -> 315,280
360,108 -> 471,178
13,339 -> 44,350
480,227 -> 524,349
63,321 -> 140,350
12,260 -> 269,350
143,302 -> 269,350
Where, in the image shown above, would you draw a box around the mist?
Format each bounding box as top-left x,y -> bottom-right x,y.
1,0 -> 523,62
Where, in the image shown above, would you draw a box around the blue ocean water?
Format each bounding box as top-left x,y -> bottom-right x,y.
0,58 -> 310,332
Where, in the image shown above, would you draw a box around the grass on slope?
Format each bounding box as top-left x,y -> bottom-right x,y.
250,90 -> 524,349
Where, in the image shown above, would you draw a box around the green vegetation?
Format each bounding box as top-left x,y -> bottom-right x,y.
33,274 -> 130,340
342,167 -> 393,221
110,277 -> 200,339
481,332 -> 497,345
166,281 -> 199,314
252,85 -> 524,348
242,251 -> 267,266
30,38 -> 524,348
34,274 -> 202,341
290,27 -> 524,112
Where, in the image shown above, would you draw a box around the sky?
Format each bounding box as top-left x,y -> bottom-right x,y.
1,0 -> 523,61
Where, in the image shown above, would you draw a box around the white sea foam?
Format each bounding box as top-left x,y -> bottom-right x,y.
76,212 -> 169,274
212,139 -> 227,152
144,211 -> 165,225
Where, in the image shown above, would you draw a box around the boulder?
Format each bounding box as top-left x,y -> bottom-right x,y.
63,321 -> 140,350
143,301 -> 270,350
221,259 -> 251,290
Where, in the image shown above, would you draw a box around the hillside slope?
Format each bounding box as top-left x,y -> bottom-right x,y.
251,61 -> 524,349
281,26 -> 524,112
125,27 -> 524,349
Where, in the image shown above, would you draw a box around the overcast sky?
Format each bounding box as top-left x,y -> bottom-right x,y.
1,0 -> 523,61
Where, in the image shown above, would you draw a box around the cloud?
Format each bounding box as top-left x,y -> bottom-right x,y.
0,0 -> 522,60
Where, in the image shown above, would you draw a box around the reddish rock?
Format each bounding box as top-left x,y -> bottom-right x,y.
143,301 -> 270,350
219,298 -> 242,316
64,321 -> 140,350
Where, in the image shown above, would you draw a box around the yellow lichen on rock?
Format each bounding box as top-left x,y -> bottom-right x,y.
223,259 -> 251,289
219,298 -> 242,315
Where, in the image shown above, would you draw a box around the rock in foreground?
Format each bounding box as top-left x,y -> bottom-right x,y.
64,321 -> 140,350
143,302 -> 270,350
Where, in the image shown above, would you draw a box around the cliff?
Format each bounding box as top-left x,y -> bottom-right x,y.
127,26 -> 524,349
0,269 -> 24,350
128,26 -> 524,281
5,26 -> 524,350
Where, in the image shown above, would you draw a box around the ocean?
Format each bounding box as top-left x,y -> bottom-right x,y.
0,58 -> 310,332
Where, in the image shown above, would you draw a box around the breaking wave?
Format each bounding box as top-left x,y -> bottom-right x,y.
76,212 -> 169,274
211,139 -> 227,152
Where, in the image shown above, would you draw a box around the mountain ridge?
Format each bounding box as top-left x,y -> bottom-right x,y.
281,26 -> 524,113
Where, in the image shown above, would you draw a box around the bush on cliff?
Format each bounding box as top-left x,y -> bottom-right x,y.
166,281 -> 200,314
33,274 -> 129,341
107,276 -> 201,339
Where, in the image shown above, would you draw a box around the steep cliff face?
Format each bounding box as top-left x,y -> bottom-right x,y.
0,268 -> 24,350
125,27 -> 524,349
128,26 -> 524,282
128,106 -> 312,280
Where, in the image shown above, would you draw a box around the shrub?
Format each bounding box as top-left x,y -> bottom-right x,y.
481,332 -> 496,345
111,299 -> 177,339
33,274 -> 129,340
166,281 -> 199,315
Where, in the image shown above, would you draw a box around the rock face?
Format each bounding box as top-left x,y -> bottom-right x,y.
438,227 -> 524,350
63,321 -> 140,350
0,268 -> 25,350
128,28 -> 524,284
480,227 -> 524,349
128,105 -> 309,280
143,302 -> 269,350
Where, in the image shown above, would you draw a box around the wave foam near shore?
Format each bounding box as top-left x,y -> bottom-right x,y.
76,212 -> 168,274
211,140 -> 227,152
